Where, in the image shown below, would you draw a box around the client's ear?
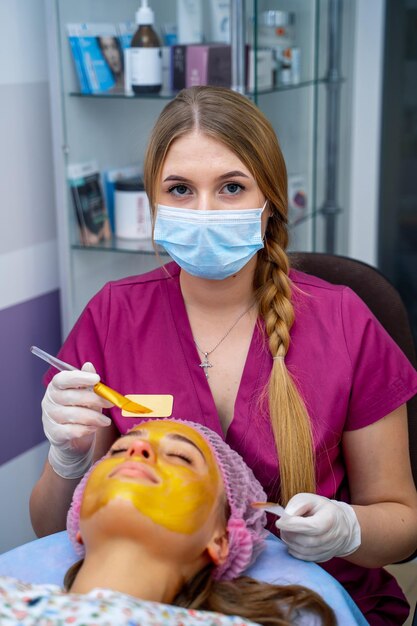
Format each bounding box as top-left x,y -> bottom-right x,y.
207,529 -> 229,566
76,531 -> 84,546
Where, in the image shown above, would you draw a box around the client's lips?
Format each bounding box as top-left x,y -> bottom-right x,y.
110,461 -> 159,484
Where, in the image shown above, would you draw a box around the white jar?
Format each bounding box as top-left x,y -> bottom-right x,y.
115,177 -> 152,240
258,10 -> 294,50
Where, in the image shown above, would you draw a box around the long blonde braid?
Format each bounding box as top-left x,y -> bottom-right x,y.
255,218 -> 315,504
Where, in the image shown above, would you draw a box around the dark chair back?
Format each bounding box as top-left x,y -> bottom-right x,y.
288,253 -> 417,626
288,252 -> 417,487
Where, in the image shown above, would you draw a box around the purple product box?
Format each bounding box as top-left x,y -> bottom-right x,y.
185,44 -> 231,88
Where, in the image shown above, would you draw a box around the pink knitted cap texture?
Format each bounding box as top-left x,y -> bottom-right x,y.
67,419 -> 268,581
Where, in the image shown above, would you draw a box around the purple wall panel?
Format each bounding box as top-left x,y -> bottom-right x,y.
0,290 -> 61,465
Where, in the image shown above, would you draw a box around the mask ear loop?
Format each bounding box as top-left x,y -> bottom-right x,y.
263,201 -> 285,248
261,199 -> 272,243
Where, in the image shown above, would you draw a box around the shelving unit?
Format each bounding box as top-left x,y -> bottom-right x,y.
45,0 -> 354,337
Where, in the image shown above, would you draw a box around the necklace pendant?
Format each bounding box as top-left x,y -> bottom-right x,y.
199,352 -> 213,379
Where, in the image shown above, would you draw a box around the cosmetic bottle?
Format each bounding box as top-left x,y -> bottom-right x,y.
130,0 -> 162,94
177,0 -> 203,44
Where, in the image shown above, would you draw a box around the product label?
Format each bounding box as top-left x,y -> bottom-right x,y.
130,47 -> 162,86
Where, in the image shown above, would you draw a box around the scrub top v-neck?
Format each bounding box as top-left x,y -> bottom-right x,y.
164,267 -> 271,444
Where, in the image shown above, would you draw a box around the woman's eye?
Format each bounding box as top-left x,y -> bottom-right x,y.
222,182 -> 244,195
168,184 -> 191,197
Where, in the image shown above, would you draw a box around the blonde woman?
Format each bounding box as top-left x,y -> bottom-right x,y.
31,86 -> 417,625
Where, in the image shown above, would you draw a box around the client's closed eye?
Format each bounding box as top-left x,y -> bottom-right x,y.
166,451 -> 193,465
109,446 -> 194,464
109,447 -> 127,456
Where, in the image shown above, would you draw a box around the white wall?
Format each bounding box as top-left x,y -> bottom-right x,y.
0,443 -> 49,553
0,0 -> 58,305
348,0 -> 386,266
0,0 -> 59,552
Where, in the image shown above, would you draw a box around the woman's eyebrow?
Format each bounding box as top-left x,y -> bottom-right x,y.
166,434 -> 207,462
110,429 -> 146,447
163,174 -> 191,183
121,429 -> 146,439
163,171 -> 250,183
217,170 -> 250,180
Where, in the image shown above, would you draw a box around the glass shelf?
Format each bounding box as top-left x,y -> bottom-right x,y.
289,208 -> 323,228
69,79 -> 334,101
70,210 -> 323,255
71,237 -> 167,255
69,90 -> 177,100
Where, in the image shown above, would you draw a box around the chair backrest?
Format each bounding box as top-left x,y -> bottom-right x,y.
288,252 -> 417,487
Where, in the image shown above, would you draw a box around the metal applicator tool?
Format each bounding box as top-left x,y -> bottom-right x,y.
251,502 -> 291,518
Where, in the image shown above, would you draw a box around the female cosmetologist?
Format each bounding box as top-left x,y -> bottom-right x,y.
30,86 -> 417,625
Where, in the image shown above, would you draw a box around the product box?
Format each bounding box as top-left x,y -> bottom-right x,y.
161,46 -> 174,94
186,44 -> 231,88
177,0 -> 203,44
103,164 -> 142,233
247,48 -> 274,92
161,23 -> 178,46
288,174 -> 308,225
118,21 -> 136,95
66,24 -> 90,93
67,161 -> 112,246
117,20 -> 136,49
209,0 -> 230,43
172,45 -> 187,90
68,23 -> 125,94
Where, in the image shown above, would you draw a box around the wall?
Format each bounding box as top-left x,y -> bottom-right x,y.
0,0 -> 61,552
348,0 -> 386,265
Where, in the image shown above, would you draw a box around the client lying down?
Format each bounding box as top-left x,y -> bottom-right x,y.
0,419 -> 335,625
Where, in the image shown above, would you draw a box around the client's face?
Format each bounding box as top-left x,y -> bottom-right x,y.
81,421 -> 223,536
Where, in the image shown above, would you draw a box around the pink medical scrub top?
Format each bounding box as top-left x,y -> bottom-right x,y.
46,262 -> 417,625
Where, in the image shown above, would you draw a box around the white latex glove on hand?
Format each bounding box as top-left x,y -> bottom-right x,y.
275,493 -> 361,562
42,362 -> 113,479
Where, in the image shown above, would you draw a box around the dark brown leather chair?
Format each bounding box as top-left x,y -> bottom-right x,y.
289,252 -> 417,479
288,252 -> 417,571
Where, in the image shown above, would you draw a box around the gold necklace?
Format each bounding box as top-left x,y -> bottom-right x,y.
194,303 -> 255,379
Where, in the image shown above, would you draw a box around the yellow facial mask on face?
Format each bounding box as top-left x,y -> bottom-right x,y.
80,421 -> 222,535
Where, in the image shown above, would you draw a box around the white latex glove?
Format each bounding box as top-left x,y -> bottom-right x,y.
275,493 -> 361,562
42,362 -> 113,479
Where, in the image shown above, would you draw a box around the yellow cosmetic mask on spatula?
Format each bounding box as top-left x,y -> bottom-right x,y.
30,346 -> 152,415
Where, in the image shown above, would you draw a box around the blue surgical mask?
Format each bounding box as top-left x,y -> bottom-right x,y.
154,203 -> 266,280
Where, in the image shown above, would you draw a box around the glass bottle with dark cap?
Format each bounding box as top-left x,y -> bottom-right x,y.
130,0 -> 162,94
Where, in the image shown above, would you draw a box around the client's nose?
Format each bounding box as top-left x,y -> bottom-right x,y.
128,439 -> 156,462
